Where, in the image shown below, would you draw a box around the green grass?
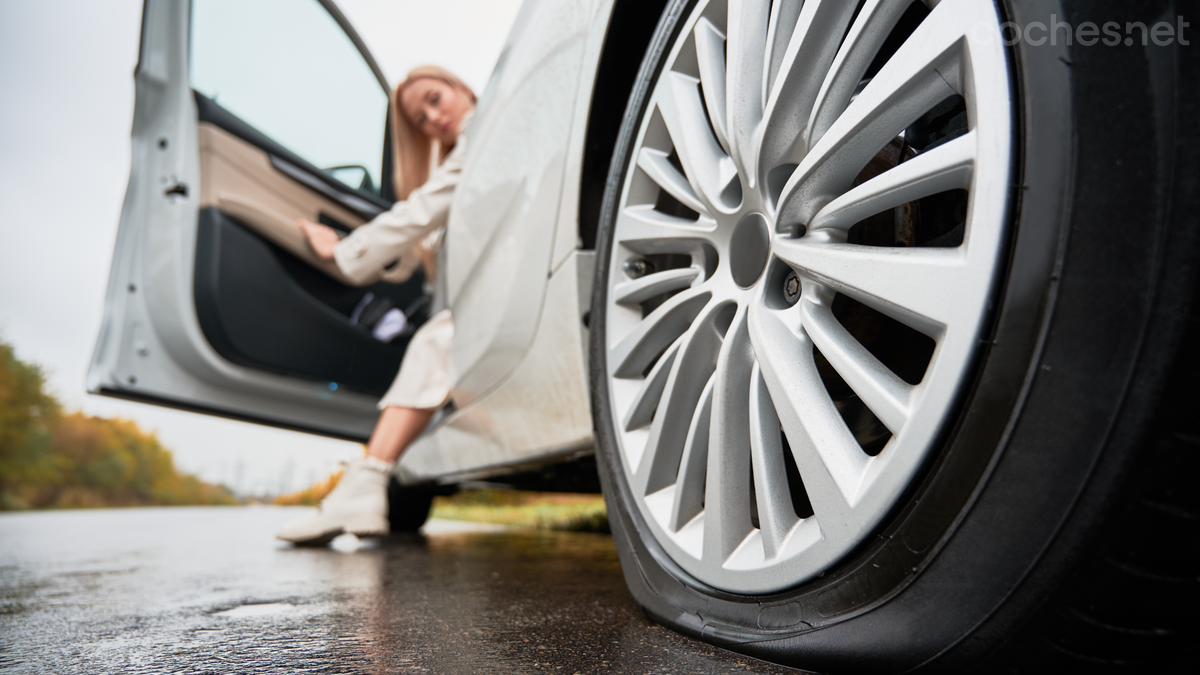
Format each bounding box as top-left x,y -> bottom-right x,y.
429,489 -> 609,533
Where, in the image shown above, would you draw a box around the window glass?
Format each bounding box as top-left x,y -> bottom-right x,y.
191,0 -> 387,195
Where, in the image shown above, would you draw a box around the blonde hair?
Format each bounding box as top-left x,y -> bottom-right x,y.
390,65 -> 477,200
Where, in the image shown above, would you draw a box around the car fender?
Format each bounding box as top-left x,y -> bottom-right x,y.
400,0 -> 616,482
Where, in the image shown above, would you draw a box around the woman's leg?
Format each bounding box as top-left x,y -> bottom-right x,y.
366,406 -> 436,463
277,311 -> 453,544
275,407 -> 436,544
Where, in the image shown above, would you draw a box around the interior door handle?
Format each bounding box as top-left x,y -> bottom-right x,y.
216,194 -> 358,287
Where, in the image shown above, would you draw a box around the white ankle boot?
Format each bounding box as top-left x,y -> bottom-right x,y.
276,457 -> 393,544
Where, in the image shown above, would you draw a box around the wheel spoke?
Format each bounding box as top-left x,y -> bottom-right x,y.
637,147 -> 707,216
725,0 -> 769,181
671,374 -> 714,531
703,304 -> 755,563
806,0 -> 914,151
694,17 -> 731,156
614,267 -> 701,307
776,1 -> 970,229
634,302 -> 730,497
617,205 -> 716,253
773,237 -> 967,335
800,295 -> 913,434
658,74 -> 738,212
761,0 -> 804,111
759,0 -> 860,172
808,131 -> 976,233
609,287 -> 711,379
748,303 -> 866,541
749,362 -> 799,559
622,341 -> 679,432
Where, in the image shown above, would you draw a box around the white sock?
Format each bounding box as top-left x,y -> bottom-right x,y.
360,456 -> 395,473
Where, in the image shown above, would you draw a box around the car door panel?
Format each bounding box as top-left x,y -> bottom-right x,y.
194,209 -> 426,397
196,122 -> 365,283
89,0 -> 406,439
195,92 -> 389,221
192,104 -> 431,397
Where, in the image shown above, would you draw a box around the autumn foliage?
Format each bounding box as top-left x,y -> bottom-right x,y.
272,467 -> 343,507
0,340 -> 237,510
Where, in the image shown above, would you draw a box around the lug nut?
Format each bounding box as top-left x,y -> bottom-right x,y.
624,258 -> 654,279
783,272 -> 801,305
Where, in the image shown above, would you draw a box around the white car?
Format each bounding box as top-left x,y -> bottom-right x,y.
90,0 -> 1198,671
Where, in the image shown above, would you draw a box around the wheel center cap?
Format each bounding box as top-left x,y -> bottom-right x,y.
730,212 -> 771,289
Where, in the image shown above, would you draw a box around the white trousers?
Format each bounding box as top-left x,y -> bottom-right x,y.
376,308 -> 454,410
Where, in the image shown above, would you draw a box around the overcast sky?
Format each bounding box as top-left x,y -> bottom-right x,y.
0,0 -> 522,496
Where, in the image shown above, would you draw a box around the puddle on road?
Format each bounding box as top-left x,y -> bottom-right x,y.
212,602 -> 296,618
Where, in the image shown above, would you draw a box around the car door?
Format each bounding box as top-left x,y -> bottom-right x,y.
88,0 -> 425,440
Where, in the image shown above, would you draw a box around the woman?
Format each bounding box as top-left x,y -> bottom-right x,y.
276,66 -> 476,545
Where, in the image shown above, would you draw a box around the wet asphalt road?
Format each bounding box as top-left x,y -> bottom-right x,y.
0,507 -> 803,674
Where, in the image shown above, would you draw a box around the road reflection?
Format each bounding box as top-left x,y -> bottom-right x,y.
0,507 -> 799,673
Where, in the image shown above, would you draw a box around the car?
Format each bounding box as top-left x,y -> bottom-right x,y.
90,0 -> 1198,671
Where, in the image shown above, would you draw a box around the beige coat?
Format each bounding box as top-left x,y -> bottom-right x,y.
333,135 -> 467,286
332,125 -> 469,410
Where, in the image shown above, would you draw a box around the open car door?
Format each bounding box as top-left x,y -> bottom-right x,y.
88,0 -> 424,440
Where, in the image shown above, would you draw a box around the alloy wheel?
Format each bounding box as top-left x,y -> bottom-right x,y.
602,0 -> 1014,594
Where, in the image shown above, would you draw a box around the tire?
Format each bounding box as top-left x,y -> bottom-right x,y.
588,0 -> 1200,672
386,478 -> 436,533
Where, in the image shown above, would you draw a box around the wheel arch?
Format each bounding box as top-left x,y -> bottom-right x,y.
578,0 -> 672,251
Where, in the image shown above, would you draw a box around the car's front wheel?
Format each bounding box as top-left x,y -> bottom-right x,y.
589,0 -> 1200,671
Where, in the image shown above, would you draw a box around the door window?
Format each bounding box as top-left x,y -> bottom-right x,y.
190,0 -> 387,195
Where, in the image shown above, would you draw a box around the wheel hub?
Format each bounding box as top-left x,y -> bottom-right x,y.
730,212 -> 771,288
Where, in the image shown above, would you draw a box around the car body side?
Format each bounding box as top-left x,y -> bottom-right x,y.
400,0 -> 674,485
398,0 -> 615,485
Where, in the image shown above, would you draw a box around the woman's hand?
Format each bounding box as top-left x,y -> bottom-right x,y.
297,219 -> 340,262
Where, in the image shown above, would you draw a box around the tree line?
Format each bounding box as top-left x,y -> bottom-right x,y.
0,340 -> 236,509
